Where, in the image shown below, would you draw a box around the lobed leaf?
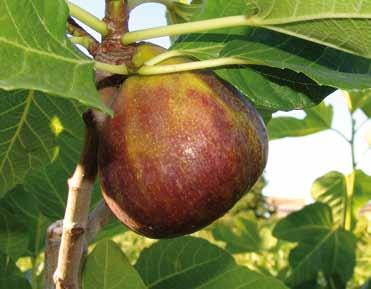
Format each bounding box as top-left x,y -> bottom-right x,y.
268,102 -> 333,140
212,218 -> 262,254
0,253 -> 31,289
249,0 -> 371,59
82,239 -> 147,289
311,170 -> 371,227
171,0 -> 371,111
311,171 -> 347,226
135,236 -> 289,289
0,0 -> 109,113
273,203 -> 357,287
0,186 -> 51,256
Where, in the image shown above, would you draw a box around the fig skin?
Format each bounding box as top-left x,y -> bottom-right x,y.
98,44 -> 268,238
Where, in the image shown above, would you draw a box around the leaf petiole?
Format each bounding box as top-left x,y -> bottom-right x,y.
138,57 -> 251,75
67,2 -> 109,36
144,50 -> 186,66
95,61 -> 129,75
128,0 -> 174,11
69,36 -> 94,49
122,15 -> 256,44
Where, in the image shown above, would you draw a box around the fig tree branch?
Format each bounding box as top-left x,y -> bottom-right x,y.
54,111 -> 99,289
121,15 -> 256,44
44,201 -> 113,289
44,221 -> 63,289
86,201 -> 113,243
67,2 -> 108,36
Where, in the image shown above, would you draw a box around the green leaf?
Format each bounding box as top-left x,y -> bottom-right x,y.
348,90 -> 371,116
172,0 -> 337,111
311,172 -> 347,226
94,218 -> 127,243
22,100 -> 101,220
216,66 -> 333,112
311,170 -> 371,226
354,234 -> 371,289
292,279 -> 324,289
249,0 -> 371,58
222,37 -> 371,91
212,218 -> 262,253
268,102 -> 333,140
172,1 -> 371,111
0,0 -> 108,113
353,170 -> 371,218
166,0 -> 205,24
273,203 -> 357,287
0,206 -> 28,259
360,280 -> 371,289
0,186 -> 51,256
0,90 -> 57,197
82,239 -> 147,289
23,133 -> 82,219
0,253 -> 31,289
135,236 -> 289,289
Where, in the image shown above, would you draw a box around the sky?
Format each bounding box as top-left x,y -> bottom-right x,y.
70,1 -> 371,202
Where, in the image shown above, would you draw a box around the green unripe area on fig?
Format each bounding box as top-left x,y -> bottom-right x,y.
98,44 -> 269,238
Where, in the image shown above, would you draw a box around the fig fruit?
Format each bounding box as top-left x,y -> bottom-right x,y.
98,44 -> 268,238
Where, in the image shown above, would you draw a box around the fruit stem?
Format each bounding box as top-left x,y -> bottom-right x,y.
122,15 -> 255,44
67,2 -> 109,36
138,57 -> 251,75
95,61 -> 129,75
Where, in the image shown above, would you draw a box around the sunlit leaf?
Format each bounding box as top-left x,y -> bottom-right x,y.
273,203 -> 357,287
248,0 -> 371,58
0,0 -> 108,113
82,239 -> 147,289
135,236 -> 289,289
213,218 -> 262,253
268,102 -> 333,140
0,253 -> 31,289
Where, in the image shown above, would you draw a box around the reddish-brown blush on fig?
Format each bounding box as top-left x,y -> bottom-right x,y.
98,44 -> 268,238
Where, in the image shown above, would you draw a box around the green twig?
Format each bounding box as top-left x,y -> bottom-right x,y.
343,117 -> 357,231
331,128 -> 350,143
67,2 -> 108,36
122,15 -> 255,44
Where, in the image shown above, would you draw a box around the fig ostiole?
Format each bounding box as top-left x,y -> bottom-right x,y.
98,44 -> 268,238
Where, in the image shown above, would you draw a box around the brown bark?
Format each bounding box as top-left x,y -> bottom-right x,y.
54,111 -> 99,289
49,2 -> 132,289
44,221 -> 63,289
